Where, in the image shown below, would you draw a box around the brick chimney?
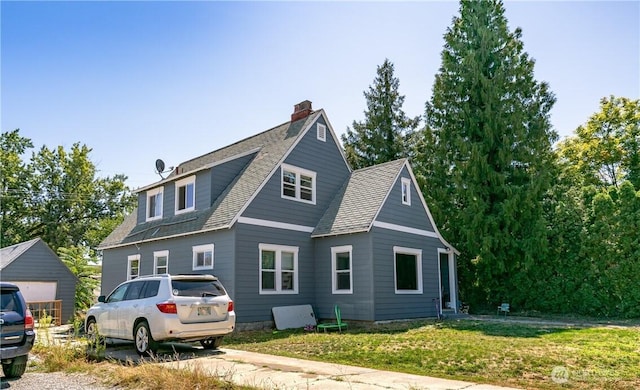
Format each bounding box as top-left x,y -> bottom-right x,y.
291,100 -> 313,122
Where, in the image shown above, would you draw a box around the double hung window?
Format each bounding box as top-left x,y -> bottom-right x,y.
146,187 -> 163,221
127,254 -> 140,280
331,245 -> 353,294
154,250 -> 169,274
259,244 -> 298,294
175,176 -> 195,214
281,164 -> 316,204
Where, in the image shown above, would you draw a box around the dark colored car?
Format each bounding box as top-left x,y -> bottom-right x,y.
0,282 -> 35,378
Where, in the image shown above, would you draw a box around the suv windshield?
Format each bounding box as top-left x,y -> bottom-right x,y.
171,279 -> 226,297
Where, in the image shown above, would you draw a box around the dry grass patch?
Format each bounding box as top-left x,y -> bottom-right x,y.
30,332 -> 255,389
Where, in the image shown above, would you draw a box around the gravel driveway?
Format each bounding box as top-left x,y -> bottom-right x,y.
0,372 -> 119,390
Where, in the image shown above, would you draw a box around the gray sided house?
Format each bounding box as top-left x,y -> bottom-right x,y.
0,238 -> 78,324
99,101 -> 459,325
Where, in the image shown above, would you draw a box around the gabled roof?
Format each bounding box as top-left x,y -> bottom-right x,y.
312,159 -> 407,237
0,238 -> 40,270
312,158 -> 458,254
99,110 -> 326,249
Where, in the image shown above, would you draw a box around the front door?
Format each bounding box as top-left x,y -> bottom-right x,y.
439,253 -> 451,310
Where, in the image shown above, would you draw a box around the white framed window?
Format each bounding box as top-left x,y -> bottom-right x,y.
331,245 -> 353,294
154,250 -> 169,274
146,187 -> 163,221
281,164 -> 316,204
317,123 -> 327,142
175,176 -> 195,214
401,178 -> 411,205
192,244 -> 214,270
394,246 -> 423,294
259,244 -> 298,294
127,254 -> 140,280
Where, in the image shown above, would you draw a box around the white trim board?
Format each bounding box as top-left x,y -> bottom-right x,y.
238,217 -> 314,233
372,221 -> 438,238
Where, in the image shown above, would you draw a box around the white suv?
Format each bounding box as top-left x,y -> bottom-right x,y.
85,274 -> 235,355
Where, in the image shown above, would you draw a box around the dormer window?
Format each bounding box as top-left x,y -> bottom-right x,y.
175,176 -> 195,214
401,178 -> 411,205
146,187 -> 163,221
281,164 -> 316,204
317,123 -> 326,142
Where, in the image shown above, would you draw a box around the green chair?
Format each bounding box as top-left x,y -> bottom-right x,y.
497,303 -> 510,316
317,305 -> 348,332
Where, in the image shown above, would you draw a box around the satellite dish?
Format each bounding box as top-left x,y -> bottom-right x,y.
155,159 -> 174,179
155,159 -> 165,173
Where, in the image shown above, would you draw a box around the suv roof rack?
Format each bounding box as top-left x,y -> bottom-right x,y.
132,274 -> 218,281
172,274 -> 217,281
137,274 -> 169,279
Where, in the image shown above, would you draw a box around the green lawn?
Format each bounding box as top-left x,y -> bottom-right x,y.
224,319 -> 640,389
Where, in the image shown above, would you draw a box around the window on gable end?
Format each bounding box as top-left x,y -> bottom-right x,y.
401,178 -> 411,205
175,176 -> 195,214
317,123 -> 326,142
281,164 -> 316,204
146,187 -> 163,221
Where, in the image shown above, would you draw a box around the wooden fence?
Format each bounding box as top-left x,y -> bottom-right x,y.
28,300 -> 62,326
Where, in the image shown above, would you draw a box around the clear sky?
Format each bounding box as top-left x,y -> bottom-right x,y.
2,1 -> 639,189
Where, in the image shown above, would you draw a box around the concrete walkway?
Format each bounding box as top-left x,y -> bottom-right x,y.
158,348 -> 518,390
46,325 -> 521,389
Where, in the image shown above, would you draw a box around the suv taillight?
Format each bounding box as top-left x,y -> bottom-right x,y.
156,302 -> 177,314
25,308 -> 34,330
227,300 -> 234,312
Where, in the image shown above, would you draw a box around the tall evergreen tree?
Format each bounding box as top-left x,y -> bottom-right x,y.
342,59 -> 420,169
417,0 -> 557,307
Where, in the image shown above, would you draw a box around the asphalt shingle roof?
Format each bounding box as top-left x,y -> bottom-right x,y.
0,238 -> 40,270
312,159 -> 407,237
99,112 -> 322,249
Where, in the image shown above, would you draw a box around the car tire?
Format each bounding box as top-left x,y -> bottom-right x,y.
134,321 -> 157,355
199,336 -> 223,350
2,355 -> 27,378
86,318 -> 98,343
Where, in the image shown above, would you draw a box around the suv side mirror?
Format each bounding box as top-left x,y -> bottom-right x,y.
98,296 -> 106,303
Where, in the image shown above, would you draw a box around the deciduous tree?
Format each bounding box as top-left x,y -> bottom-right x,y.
557,96 -> 640,189
0,130 -> 33,246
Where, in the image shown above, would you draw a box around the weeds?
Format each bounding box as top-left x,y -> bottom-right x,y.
30,325 -> 255,389
110,359 -> 242,390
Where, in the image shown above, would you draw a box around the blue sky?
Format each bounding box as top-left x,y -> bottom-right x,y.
2,1 -> 638,189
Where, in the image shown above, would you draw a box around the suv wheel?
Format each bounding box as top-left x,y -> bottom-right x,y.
134,321 -> 157,355
200,336 -> 223,350
2,355 -> 27,378
85,318 -> 97,343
